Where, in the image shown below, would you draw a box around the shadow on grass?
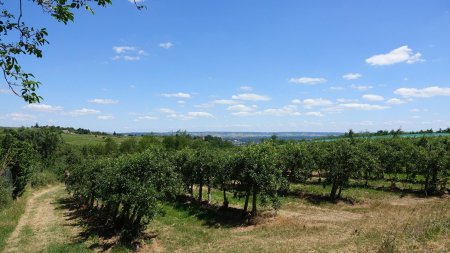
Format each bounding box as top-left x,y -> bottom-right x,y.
287,189 -> 357,205
170,195 -> 248,228
54,196 -> 145,252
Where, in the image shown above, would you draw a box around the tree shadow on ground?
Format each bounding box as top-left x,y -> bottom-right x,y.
170,195 -> 248,228
54,196 -> 149,252
287,189 -> 357,205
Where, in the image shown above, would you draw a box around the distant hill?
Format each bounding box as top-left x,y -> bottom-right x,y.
123,131 -> 343,144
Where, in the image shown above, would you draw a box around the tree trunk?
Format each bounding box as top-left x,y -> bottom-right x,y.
330,178 -> 339,200
337,185 -> 342,198
198,178 -> 203,202
222,184 -> 229,208
207,183 -> 211,204
243,186 -> 250,216
251,185 -> 257,216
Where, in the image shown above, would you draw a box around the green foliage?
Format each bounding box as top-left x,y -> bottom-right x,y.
29,171 -> 58,188
66,146 -> 182,240
0,177 -> 12,209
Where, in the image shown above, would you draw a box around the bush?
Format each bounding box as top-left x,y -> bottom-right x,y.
30,171 -> 58,188
0,177 -> 12,209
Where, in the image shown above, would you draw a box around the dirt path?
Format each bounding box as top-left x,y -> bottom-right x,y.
3,185 -> 77,253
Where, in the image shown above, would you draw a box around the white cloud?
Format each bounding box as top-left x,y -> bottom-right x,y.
186,112 -> 214,118
159,42 -> 173,49
239,86 -> 253,91
262,105 -> 300,116
23,104 -> 63,113
162,92 -> 192,98
302,98 -> 333,107
227,104 -> 257,112
231,93 -> 271,101
88,98 -> 118,104
291,99 -> 301,104
305,111 -> 324,117
158,108 -> 177,114
410,108 -> 428,112
329,86 -> 344,91
386,98 -> 406,105
7,113 -> 36,121
97,115 -> 114,120
289,77 -> 326,85
394,86 -> 450,98
362,94 -> 384,101
69,108 -> 101,117
112,46 -> 145,61
213,99 -> 238,105
336,98 -> 358,103
137,115 -> 158,120
128,0 -> 144,3
342,73 -> 362,80
350,84 -> 373,91
339,103 -> 389,110
177,100 -> 185,104
113,46 -> 136,54
123,56 -> 140,61
366,45 -> 423,66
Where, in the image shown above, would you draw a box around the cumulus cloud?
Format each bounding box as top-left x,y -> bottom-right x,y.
336,98 -> 358,103
7,113 -> 36,121
338,103 -> 389,110
305,111 -> 324,117
69,108 -> 101,117
159,42 -> 173,49
97,115 -> 114,120
366,46 -> 423,66
291,99 -> 302,104
394,86 -> 450,98
162,92 -> 192,98
342,73 -> 362,80
136,115 -> 158,120
329,86 -> 344,91
158,108 -> 177,114
261,105 -> 300,116
386,98 -> 406,105
362,94 -> 384,101
227,104 -> 257,112
350,84 -> 373,91
88,98 -> 118,105
112,46 -> 146,61
185,112 -> 214,118
113,46 -> 136,54
231,93 -> 271,101
302,98 -> 333,108
23,104 -> 63,113
289,77 -> 326,85
213,99 -> 238,105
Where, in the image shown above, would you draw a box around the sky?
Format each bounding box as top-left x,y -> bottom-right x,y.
1,0 -> 450,133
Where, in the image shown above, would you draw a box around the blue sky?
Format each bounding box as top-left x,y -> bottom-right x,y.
1,0 -> 450,132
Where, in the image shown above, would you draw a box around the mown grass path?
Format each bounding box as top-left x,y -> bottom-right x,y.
3,185 -> 81,253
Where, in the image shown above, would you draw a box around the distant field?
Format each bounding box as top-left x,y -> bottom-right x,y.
61,133 -> 139,146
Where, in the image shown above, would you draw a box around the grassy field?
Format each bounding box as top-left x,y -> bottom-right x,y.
147,186 -> 449,253
61,133 -> 139,146
0,182 -> 448,252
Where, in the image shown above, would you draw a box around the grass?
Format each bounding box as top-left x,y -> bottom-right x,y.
0,189 -> 30,252
61,133 -> 139,146
145,182 -> 450,252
